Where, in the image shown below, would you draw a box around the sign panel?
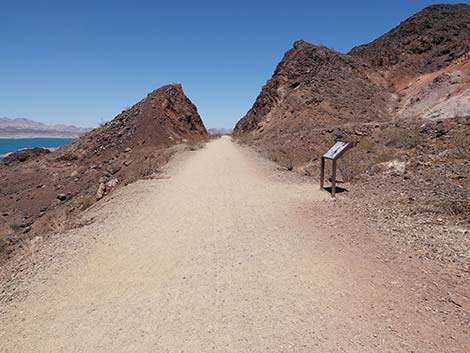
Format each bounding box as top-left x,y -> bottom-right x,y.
322,141 -> 351,160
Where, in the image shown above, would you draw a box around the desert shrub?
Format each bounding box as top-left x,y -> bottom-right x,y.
138,155 -> 161,177
186,135 -> 208,151
44,209 -> 69,234
208,133 -> 223,140
383,126 -> 421,149
434,178 -> 470,217
333,136 -> 402,181
187,140 -> 204,151
130,153 -> 163,180
271,149 -> 295,171
56,153 -> 78,161
446,130 -> 470,160
99,118 -> 107,128
162,149 -> 175,163
128,146 -> 177,182
80,194 -> 95,210
336,150 -> 371,182
235,133 -> 255,145
337,156 -> 360,182
445,197 -> 470,217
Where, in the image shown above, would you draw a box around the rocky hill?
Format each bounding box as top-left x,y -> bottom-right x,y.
234,4 -> 469,171
349,4 -> 470,86
0,118 -> 90,138
0,84 -> 207,262
60,84 -> 207,160
234,40 -> 393,137
234,4 -> 470,238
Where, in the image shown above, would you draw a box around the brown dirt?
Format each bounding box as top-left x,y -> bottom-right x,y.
1,137 -> 468,352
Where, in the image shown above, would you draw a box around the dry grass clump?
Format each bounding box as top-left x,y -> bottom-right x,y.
431,177 -> 470,217
187,140 -> 204,151
208,133 -> 223,140
445,129 -> 470,160
337,140 -> 398,182
186,135 -> 209,151
270,148 -> 296,171
234,133 -> 255,145
133,154 -> 163,178
129,147 -> 176,181
383,126 -> 420,149
44,209 -> 69,234
80,193 -> 95,211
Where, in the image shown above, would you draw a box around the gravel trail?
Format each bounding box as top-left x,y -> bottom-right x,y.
1,136 -> 468,352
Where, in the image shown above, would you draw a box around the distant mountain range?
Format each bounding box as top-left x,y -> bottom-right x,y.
207,128 -> 233,135
0,117 -> 91,138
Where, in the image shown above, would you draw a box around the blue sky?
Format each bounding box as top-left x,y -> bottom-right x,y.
1,0 -> 467,128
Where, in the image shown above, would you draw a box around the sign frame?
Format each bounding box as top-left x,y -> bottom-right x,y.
320,141 -> 352,197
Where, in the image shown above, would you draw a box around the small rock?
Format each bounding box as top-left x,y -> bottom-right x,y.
106,178 -> 119,188
96,183 -> 106,200
57,194 -> 67,201
124,147 -> 132,153
107,164 -> 121,175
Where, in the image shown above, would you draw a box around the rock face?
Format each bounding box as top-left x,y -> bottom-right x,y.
349,4 -> 470,84
0,84 -> 207,260
234,41 -> 393,135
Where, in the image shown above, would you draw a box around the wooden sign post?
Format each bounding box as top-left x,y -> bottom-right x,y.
320,141 -> 352,197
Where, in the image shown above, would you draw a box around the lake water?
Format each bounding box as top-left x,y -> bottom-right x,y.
0,138 -> 74,158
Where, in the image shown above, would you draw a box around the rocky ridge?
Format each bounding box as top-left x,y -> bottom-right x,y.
349,4 -> 470,85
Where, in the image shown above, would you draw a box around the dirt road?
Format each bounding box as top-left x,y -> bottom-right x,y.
0,137 -> 468,352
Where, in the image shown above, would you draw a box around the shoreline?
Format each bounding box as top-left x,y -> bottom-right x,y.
0,136 -> 80,139
0,146 -> 59,159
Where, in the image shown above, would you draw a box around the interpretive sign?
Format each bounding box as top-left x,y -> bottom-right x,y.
323,141 -> 351,160
320,141 -> 352,197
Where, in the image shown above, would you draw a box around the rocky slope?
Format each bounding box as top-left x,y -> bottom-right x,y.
234,40 -> 395,165
349,4 -> 470,86
0,84 -> 207,262
349,3 -> 470,121
235,41 -> 393,132
234,4 -> 470,265
0,118 -> 90,138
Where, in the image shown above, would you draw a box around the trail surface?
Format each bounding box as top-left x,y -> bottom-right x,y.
1,137 -> 468,352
